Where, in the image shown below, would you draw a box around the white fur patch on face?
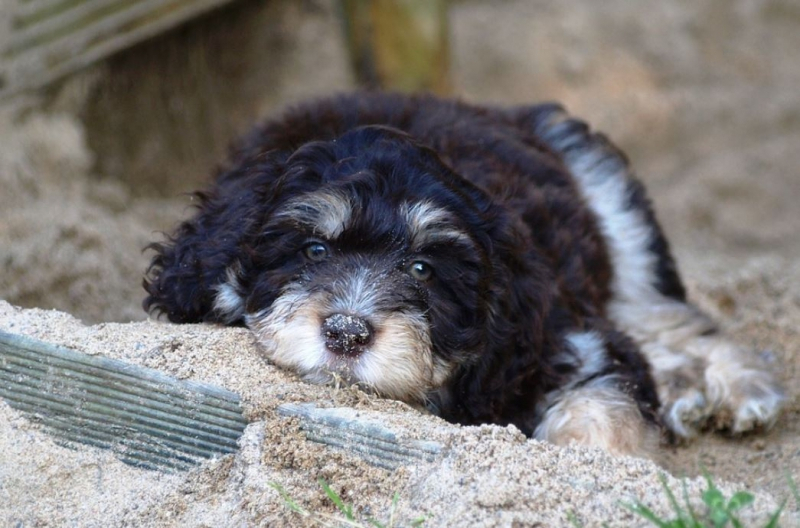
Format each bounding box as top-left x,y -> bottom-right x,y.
329,267 -> 383,316
353,311 -> 441,401
246,285 -> 329,378
276,190 -> 353,239
400,200 -> 473,250
534,377 -> 659,459
246,273 -> 442,403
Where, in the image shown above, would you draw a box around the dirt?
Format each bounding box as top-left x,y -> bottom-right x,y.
1,0 -> 799,526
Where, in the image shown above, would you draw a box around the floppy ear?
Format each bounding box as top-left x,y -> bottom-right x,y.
143,162 -> 281,324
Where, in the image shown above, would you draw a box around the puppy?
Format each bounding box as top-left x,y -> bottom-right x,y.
144,93 -> 784,457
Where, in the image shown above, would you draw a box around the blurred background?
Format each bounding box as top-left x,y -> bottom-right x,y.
0,0 -> 798,322
1,0 -> 799,503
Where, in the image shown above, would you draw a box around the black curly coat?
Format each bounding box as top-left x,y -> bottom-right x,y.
144,93 -> 667,437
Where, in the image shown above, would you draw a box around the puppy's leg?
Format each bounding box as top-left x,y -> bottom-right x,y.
534,328 -> 660,458
526,106 -> 785,438
616,302 -> 786,436
535,379 -> 659,458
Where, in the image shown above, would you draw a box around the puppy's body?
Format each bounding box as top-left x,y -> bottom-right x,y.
145,93 -> 784,456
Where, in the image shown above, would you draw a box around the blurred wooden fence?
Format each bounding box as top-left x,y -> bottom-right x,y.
0,0 -> 241,100
0,0 -> 451,100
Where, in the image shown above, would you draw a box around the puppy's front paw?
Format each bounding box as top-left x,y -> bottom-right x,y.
645,350 -> 712,439
706,364 -> 786,434
684,336 -> 787,434
661,387 -> 711,439
650,342 -> 786,439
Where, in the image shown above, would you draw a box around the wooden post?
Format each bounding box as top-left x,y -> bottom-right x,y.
340,0 -> 451,94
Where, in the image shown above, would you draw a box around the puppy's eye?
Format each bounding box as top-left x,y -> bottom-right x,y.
407,260 -> 433,281
303,242 -> 329,262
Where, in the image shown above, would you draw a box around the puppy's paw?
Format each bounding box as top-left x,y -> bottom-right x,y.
641,346 -> 711,439
705,364 -> 786,434
660,387 -> 711,439
654,363 -> 712,439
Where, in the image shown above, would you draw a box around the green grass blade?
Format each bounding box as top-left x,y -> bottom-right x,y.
621,501 -> 672,528
388,491 -> 399,528
700,472 -> 731,528
318,478 -> 356,520
788,473 -> 799,511
658,473 -> 689,523
682,477 -> 700,524
567,509 -> 583,527
764,499 -> 786,528
270,478 -> 427,528
268,482 -> 309,516
727,491 -> 754,512
410,515 -> 429,527
726,491 -> 754,528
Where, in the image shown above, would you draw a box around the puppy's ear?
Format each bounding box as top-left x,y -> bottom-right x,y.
143,166 -> 277,324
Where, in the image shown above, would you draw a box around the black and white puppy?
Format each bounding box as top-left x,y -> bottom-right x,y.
144,93 -> 784,457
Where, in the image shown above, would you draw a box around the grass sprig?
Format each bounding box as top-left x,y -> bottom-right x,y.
623,472 -> 786,528
270,478 -> 428,527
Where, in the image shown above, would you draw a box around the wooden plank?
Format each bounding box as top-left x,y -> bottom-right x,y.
0,331 -> 247,472
0,329 -> 446,474
0,0 -> 242,100
278,403 -> 443,470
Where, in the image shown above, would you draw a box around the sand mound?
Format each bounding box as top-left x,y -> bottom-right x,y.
1,300 -> 791,527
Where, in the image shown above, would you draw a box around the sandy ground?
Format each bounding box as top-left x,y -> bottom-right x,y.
1,0 -> 799,525
0,300 -> 793,527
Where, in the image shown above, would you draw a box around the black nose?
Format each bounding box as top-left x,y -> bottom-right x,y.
322,313 -> 373,357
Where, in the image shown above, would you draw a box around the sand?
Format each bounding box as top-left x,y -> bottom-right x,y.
1,1 -> 799,525
0,300 -> 792,527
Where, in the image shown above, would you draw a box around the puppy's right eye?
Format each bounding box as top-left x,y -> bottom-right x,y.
303,242 -> 329,262
407,260 -> 434,282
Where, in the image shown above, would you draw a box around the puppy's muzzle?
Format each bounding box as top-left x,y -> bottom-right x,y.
322,313 -> 373,357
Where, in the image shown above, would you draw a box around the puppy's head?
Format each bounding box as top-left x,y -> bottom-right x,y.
145,126 -> 516,402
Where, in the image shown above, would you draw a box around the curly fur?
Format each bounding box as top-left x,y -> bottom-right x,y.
144,93 -> 784,455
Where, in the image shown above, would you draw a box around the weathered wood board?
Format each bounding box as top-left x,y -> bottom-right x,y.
0,0 -> 241,100
0,330 -> 444,473
278,403 -> 443,471
0,330 -> 248,472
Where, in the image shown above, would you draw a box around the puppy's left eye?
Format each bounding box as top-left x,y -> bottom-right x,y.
303,242 -> 329,262
407,260 -> 434,281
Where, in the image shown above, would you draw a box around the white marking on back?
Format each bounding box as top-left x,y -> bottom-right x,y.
563,147 -> 659,304
535,115 -> 675,337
